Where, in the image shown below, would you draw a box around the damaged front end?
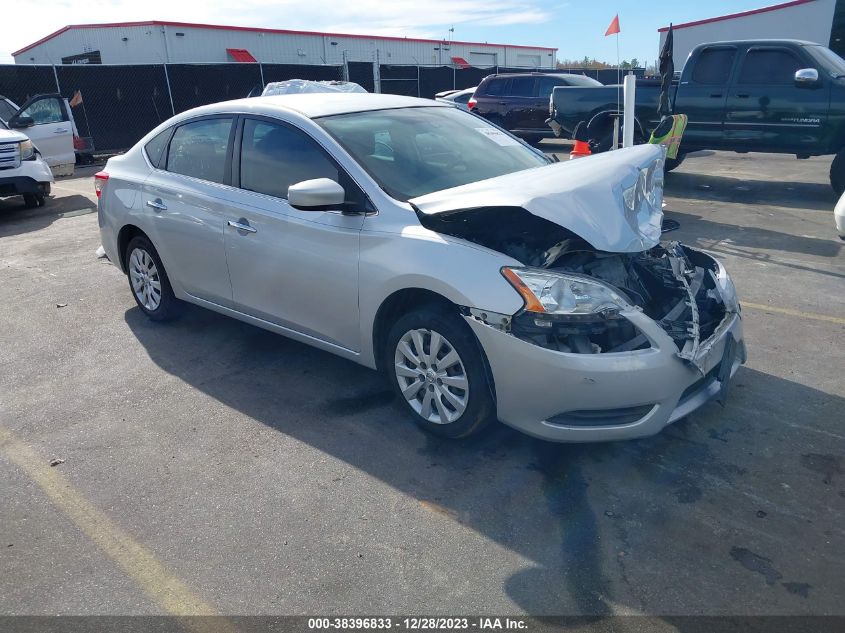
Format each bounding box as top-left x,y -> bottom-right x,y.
411,145 -> 739,372
500,242 -> 738,373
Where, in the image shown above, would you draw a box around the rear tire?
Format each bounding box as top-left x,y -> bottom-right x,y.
124,235 -> 182,321
664,153 -> 686,173
384,305 -> 495,439
22,193 -> 43,208
830,148 -> 845,196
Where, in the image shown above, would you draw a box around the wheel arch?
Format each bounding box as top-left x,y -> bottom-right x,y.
116,224 -> 151,273
372,288 -> 458,372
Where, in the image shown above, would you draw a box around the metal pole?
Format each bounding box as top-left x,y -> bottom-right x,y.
162,64 -> 175,115
622,73 -> 636,148
373,50 -> 381,93
52,65 -> 60,93
417,65 -> 420,97
259,62 -> 265,89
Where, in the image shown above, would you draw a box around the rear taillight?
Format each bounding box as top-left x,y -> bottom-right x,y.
94,171 -> 109,198
467,97 -> 477,110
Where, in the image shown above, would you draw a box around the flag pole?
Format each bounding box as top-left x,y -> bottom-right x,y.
616,31 -> 620,114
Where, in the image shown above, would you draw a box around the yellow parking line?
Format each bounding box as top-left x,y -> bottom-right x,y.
742,301 -> 845,325
0,426 -> 234,629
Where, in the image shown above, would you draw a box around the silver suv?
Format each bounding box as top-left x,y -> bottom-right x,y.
97,93 -> 745,442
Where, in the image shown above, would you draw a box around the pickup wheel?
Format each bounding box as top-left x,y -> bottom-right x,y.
830,149 -> 845,196
22,193 -> 44,208
664,153 -> 686,173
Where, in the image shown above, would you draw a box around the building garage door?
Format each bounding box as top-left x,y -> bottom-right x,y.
516,54 -> 541,67
469,52 -> 497,67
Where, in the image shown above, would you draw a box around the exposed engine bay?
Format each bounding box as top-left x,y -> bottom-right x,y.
418,207 -> 735,369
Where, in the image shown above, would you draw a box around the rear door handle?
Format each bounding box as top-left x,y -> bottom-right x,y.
228,219 -> 257,234
709,93 -> 723,98
736,93 -> 750,99
146,198 -> 167,211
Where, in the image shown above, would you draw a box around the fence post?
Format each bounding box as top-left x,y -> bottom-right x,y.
258,62 -> 265,89
162,63 -> 176,115
342,51 -> 349,82
453,65 -> 456,90
51,65 -> 60,94
373,51 -> 381,93
417,65 -> 420,98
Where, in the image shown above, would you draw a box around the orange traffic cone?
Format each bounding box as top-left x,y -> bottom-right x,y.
570,139 -> 591,159
569,121 -> 591,159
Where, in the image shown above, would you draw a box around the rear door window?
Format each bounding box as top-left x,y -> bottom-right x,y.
738,49 -> 803,84
537,77 -> 565,98
166,117 -> 233,184
507,77 -> 536,96
691,48 -> 737,85
483,79 -> 508,96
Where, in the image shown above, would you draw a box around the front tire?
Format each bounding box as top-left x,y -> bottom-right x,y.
385,306 -> 495,439
831,148 -> 845,196
22,193 -> 44,208
124,235 -> 181,321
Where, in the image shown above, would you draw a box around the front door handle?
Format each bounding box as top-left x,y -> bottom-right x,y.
709,93 -> 723,98
54,128 -> 69,134
736,93 -> 750,99
146,198 -> 167,211
228,219 -> 257,234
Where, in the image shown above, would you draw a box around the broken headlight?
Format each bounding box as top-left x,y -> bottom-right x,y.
502,267 -> 631,320
714,264 -> 739,313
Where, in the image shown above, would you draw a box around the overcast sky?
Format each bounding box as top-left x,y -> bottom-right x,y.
5,0 -> 789,65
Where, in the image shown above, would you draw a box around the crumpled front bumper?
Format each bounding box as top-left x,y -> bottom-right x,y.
466,307 -> 745,443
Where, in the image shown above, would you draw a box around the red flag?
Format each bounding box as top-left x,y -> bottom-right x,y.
605,14 -> 620,36
69,90 -> 82,107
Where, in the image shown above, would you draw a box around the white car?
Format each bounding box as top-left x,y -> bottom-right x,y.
1,94 -> 76,177
0,127 -> 54,207
435,87 -> 476,110
97,93 -> 744,442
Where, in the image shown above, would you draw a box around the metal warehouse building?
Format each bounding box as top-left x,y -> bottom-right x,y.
12,21 -> 557,68
659,0 -> 844,66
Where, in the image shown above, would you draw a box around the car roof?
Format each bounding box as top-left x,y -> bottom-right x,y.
484,72 -> 583,79
207,93 -> 450,119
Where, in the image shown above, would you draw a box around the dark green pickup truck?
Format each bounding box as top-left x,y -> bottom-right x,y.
548,39 -> 845,192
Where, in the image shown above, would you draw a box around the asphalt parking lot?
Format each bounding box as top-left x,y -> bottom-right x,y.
1,144 -> 843,617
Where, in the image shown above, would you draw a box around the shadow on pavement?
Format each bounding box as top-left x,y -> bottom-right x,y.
663,209 -> 843,263
0,194 -> 96,238
665,171 -> 836,212
125,303 -> 844,614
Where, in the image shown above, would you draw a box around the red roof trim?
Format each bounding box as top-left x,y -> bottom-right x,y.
226,48 -> 258,62
658,0 -> 817,32
13,20 -> 557,57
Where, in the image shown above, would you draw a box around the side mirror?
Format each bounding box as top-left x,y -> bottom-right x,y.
9,115 -> 34,129
288,178 -> 346,211
794,68 -> 819,87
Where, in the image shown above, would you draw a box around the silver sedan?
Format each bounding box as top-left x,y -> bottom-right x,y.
97,93 -> 745,442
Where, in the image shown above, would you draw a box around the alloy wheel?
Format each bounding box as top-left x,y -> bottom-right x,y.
394,328 -> 469,424
128,247 -> 162,311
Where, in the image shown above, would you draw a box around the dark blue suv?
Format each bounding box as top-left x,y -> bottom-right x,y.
469,72 -> 602,143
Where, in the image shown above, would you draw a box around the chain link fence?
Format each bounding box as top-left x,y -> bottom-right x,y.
0,62 -> 645,155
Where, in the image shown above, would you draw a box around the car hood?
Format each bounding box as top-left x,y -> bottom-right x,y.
0,128 -> 29,143
410,144 -> 666,253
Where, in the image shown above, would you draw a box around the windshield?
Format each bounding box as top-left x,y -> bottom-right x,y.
316,106 -> 551,200
564,75 -> 603,87
806,45 -> 845,77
